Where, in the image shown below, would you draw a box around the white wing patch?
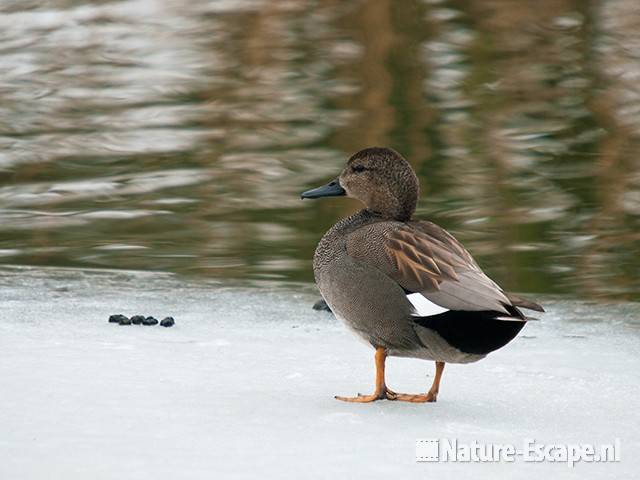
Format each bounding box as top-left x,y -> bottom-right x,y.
407,293 -> 449,317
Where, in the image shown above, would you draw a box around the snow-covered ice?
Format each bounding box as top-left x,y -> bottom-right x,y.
0,266 -> 638,479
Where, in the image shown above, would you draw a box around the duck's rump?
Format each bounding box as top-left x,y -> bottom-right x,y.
413,309 -> 525,356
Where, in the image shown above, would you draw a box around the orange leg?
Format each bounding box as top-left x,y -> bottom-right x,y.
335,347 -> 397,402
393,361 -> 445,403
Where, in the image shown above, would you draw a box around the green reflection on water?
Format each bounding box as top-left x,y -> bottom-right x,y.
0,0 -> 639,300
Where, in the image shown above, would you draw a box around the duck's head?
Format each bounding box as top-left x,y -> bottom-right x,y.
301,147 -> 419,221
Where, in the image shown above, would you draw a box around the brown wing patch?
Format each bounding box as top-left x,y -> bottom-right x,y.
410,221 -> 478,266
385,226 -> 464,291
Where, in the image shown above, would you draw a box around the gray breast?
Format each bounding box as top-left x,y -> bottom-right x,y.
313,210 -> 423,352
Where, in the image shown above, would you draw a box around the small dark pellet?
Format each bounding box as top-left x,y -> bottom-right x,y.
142,316 -> 159,326
131,315 -> 145,325
109,314 -> 128,324
312,298 -> 332,312
160,317 -> 175,327
119,316 -> 132,325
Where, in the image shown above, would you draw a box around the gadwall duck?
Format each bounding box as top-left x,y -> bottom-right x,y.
301,147 -> 543,403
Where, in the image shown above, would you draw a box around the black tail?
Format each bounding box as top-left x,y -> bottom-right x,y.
414,309 -> 526,355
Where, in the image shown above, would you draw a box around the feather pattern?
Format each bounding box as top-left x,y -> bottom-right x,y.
347,220 -> 514,316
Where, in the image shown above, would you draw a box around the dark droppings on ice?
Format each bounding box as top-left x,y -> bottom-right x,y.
312,298 -> 332,313
109,314 -> 128,324
143,316 -> 159,326
160,317 -> 175,327
108,314 -> 173,326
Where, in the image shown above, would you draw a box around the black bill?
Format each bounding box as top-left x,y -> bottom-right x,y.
300,178 -> 346,199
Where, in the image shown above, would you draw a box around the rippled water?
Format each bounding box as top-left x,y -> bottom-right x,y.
1,0 -> 639,300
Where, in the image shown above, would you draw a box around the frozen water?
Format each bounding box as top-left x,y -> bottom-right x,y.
0,266 -> 638,479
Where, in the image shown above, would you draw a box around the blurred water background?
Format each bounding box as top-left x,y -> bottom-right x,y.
1,0 -> 639,300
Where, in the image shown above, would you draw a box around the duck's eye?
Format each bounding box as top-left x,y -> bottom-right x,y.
352,165 -> 367,173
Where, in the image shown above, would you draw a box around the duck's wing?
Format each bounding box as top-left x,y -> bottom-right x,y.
347,220 -> 537,318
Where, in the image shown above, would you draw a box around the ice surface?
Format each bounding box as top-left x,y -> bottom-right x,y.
0,266 -> 638,479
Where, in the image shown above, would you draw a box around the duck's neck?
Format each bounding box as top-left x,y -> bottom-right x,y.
318,209 -> 376,250
331,209 -> 379,235
314,210 -> 376,271
365,193 -> 416,222
366,205 -> 413,222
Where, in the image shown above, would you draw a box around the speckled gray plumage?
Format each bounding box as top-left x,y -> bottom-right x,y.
314,210 -> 420,351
